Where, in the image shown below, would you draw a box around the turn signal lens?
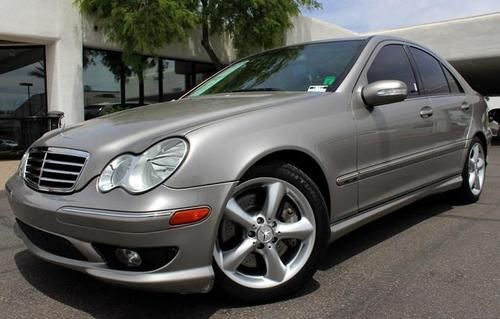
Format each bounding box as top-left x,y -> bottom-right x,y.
169,207 -> 210,226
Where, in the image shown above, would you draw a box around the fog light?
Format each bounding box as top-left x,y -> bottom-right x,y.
115,248 -> 142,267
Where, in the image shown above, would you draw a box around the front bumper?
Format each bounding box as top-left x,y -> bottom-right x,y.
6,175 -> 236,293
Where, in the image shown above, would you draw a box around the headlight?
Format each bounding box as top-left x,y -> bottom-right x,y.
17,151 -> 29,177
98,138 -> 188,193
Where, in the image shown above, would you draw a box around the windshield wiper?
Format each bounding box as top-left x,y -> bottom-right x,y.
230,88 -> 283,92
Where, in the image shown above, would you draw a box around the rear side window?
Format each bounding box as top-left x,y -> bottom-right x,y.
367,45 -> 419,95
443,67 -> 464,94
409,47 -> 449,95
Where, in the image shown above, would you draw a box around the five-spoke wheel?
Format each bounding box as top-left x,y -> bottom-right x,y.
213,162 -> 328,301
455,137 -> 486,203
468,142 -> 486,196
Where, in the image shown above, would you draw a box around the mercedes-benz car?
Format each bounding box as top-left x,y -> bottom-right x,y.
6,36 -> 490,302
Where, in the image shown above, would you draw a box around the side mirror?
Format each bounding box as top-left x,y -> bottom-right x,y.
362,80 -> 408,106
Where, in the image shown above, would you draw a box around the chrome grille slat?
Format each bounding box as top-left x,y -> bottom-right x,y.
23,147 -> 89,193
44,159 -> 85,167
42,168 -> 80,175
39,177 -> 77,183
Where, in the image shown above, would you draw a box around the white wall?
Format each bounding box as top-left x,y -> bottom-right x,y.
0,0 -> 84,124
370,13 -> 500,62
286,16 -> 358,45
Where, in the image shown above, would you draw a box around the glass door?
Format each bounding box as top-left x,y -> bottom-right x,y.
0,45 -> 47,158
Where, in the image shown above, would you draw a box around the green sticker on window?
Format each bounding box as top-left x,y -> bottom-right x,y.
323,75 -> 336,86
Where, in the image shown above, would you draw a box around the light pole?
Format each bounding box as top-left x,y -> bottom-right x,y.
19,82 -> 34,115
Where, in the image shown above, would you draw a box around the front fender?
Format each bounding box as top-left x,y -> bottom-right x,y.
164,93 -> 359,220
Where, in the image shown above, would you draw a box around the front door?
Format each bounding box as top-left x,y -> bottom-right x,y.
353,43 -> 438,210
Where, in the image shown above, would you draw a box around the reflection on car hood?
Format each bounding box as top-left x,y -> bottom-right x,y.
38,92 -> 312,151
34,92 -> 316,188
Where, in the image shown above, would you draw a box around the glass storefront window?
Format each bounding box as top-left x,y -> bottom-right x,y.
0,46 -> 46,117
0,46 -> 47,158
162,59 -> 187,101
195,63 -> 217,86
83,49 -> 123,120
82,48 -> 216,119
125,57 -> 159,105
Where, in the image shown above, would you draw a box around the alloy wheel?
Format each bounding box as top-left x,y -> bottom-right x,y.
214,177 -> 316,289
468,142 -> 486,196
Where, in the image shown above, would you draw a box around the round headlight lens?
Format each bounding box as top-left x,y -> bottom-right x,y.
98,138 -> 187,193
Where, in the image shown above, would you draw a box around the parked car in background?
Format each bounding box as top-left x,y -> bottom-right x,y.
486,96 -> 500,139
0,139 -> 19,152
6,36 -> 490,302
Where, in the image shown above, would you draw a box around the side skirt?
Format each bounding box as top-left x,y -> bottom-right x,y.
329,175 -> 462,243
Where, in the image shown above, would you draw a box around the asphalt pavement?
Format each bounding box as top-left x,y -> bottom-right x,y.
1,144 -> 500,318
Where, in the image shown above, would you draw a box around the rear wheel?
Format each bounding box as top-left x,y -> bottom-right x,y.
213,162 -> 329,302
454,137 -> 486,203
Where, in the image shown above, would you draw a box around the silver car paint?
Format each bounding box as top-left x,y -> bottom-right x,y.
6,36 -> 490,293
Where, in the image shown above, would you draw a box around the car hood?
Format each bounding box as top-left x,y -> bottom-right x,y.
34,92 -> 316,189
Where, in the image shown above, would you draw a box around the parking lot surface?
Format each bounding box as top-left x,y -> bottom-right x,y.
1,144 -> 500,319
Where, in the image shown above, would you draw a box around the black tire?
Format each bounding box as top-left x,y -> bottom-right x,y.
454,137 -> 486,204
214,161 -> 329,303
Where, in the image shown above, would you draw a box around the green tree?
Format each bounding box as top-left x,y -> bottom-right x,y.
75,0 -> 321,75
196,0 -> 321,69
75,0 -> 197,104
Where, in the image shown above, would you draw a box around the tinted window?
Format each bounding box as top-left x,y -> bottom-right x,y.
443,67 -> 463,94
410,47 -> 449,95
189,40 -> 366,96
367,45 -> 419,95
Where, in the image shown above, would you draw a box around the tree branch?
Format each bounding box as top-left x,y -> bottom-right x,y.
201,0 -> 224,70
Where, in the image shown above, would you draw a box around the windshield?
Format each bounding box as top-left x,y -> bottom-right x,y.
189,40 -> 366,97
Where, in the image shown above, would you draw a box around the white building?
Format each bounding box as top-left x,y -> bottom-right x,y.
1,0 -> 500,159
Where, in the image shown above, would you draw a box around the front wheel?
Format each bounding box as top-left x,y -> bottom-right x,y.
213,162 -> 329,302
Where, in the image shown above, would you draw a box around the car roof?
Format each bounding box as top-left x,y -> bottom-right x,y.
283,35 -> 420,47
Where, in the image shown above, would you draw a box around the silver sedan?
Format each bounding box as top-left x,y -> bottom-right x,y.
6,35 -> 490,302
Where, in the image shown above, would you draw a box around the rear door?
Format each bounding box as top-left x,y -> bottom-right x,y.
408,46 -> 471,174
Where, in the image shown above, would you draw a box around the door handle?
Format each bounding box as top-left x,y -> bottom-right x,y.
420,106 -> 433,118
461,102 -> 471,112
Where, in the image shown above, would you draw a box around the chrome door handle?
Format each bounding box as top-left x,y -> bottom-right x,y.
461,102 -> 471,112
420,106 -> 433,118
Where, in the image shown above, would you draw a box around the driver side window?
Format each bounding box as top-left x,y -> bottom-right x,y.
367,44 -> 419,96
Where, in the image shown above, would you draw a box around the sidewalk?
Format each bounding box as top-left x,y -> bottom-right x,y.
0,161 -> 18,191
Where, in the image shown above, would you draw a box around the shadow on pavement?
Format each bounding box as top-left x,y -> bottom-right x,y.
14,193 -> 455,317
14,250 -> 319,318
320,193 -> 454,270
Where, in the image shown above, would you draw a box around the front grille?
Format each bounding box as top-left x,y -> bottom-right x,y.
17,219 -> 88,261
24,147 -> 89,193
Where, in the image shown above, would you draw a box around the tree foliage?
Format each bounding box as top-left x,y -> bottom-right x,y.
76,0 -> 197,71
76,0 -> 197,104
75,0 -> 321,72
204,0 -> 321,61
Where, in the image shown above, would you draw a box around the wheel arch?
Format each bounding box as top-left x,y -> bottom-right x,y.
473,131 -> 488,156
239,149 -> 332,214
